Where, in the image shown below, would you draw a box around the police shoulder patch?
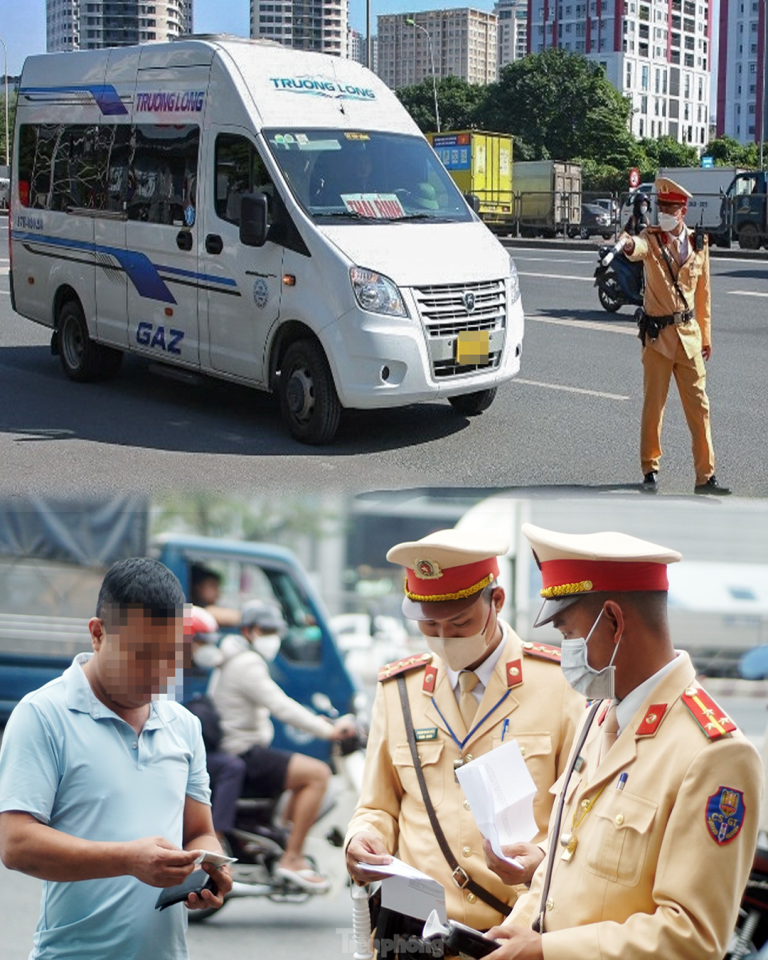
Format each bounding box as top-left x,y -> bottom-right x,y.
682,685 -> 737,739
378,652 -> 433,683
706,786 -> 746,845
521,641 -> 561,664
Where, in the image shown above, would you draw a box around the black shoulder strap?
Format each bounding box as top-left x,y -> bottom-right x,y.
653,233 -> 691,313
533,700 -> 603,934
397,675 -> 511,918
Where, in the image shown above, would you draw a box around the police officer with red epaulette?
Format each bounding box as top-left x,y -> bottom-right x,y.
484,523 -> 762,960
345,530 -> 585,956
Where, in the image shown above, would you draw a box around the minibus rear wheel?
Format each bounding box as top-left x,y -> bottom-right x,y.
279,339 -> 341,445
58,300 -> 123,382
448,388 -> 498,416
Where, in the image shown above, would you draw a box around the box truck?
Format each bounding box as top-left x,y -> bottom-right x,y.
9,38 -> 524,445
513,160 -> 582,237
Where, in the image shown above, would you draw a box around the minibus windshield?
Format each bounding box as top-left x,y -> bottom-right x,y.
263,129 -> 473,224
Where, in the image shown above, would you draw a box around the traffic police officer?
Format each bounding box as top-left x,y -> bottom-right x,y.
621,177 -> 729,494
345,529 -> 585,952
484,522 -> 762,960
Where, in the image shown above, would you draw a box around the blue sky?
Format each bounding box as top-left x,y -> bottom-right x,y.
1,0 -> 499,75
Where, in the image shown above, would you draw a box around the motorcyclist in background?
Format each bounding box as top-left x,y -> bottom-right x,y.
211,600 -> 356,891
624,192 -> 651,236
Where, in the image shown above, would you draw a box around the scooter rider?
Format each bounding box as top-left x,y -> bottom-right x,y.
211,599 -> 356,892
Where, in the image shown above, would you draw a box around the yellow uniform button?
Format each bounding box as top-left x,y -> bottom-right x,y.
520,746 -> 526,756
467,893 -> 477,904
462,846 -> 472,857
464,800 -> 471,810
615,814 -> 624,826
464,754 -> 473,762
581,799 -> 590,809
546,898 -> 554,910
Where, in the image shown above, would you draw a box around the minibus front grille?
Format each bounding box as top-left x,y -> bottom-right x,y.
414,279 -> 506,333
432,350 -> 502,379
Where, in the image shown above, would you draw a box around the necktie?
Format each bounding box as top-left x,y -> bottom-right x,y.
458,671 -> 479,731
598,703 -> 619,763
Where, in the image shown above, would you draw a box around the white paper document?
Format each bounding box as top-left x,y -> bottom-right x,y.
357,857 -> 447,923
456,738 -> 538,865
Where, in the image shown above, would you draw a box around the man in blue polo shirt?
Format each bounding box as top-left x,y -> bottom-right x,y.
0,557 -> 233,960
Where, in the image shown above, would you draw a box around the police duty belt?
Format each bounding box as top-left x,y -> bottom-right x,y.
397,675 -> 510,917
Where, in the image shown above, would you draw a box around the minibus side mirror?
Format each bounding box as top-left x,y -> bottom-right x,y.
240,192 -> 269,247
464,193 -> 481,214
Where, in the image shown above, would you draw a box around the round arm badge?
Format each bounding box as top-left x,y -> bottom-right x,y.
706,786 -> 746,844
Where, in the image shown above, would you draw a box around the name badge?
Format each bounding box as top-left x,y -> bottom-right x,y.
415,727 -> 438,741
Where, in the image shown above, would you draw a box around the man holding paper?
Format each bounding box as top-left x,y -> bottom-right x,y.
345,529 -> 584,946
484,524 -> 761,960
0,558 -> 232,960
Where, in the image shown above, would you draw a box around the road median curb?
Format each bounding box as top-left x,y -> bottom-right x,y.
500,236 -> 768,260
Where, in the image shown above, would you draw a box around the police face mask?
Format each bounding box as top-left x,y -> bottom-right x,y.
253,633 -> 282,663
560,609 -> 621,700
426,602 -> 495,672
658,211 -> 680,233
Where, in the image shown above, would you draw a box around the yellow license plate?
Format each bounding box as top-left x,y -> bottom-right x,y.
456,330 -> 490,365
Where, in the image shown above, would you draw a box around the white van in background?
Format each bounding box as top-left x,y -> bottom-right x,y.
9,37 -> 524,444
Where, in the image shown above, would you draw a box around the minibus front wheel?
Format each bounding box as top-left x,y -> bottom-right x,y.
448,388 -> 498,417
279,339 -> 341,445
57,299 -> 123,382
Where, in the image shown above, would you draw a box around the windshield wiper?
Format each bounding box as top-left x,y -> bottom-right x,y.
313,210 -> 378,221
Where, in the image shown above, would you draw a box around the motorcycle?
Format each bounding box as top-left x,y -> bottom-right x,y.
725,844 -> 768,958
190,719 -> 367,921
594,242 -> 644,314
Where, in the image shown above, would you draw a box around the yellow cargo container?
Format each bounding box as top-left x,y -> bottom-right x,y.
427,130 -> 514,226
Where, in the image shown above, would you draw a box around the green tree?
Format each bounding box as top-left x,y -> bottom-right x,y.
703,135 -> 765,168
477,49 -> 635,163
396,75 -> 485,134
638,135 -> 699,170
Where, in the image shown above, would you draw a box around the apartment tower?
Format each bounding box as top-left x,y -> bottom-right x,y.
47,0 -> 193,51
716,0 -> 767,144
251,0 -> 347,56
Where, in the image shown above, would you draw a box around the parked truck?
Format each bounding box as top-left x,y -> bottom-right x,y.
720,169 -> 768,250
513,160 -> 582,237
427,130 -> 514,230
0,499 -> 358,761
656,166 -> 748,235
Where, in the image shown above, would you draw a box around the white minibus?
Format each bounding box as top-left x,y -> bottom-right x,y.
10,37 -> 524,444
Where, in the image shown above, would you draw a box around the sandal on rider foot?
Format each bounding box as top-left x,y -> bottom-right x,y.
274,864 -> 331,892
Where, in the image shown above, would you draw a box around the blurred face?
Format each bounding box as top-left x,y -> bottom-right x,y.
194,577 -> 220,606
657,200 -> 686,232
551,600 -> 613,671
88,606 -> 185,709
417,588 -> 503,671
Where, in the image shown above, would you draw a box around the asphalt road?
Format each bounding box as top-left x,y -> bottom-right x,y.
1,218 -> 767,495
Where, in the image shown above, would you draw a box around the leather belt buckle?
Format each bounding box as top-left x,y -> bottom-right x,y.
452,865 -> 470,889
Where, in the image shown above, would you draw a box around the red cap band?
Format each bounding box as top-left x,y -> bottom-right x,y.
540,559 -> 669,597
405,557 -> 500,602
658,191 -> 688,203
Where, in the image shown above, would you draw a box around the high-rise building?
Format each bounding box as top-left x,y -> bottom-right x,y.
496,0 -> 528,69
526,0 -> 712,147
47,0 -> 193,52
377,8 -> 497,89
348,26 -> 365,63
716,0 -> 767,144
251,0 -> 347,56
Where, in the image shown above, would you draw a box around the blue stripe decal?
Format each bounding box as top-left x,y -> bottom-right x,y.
13,231 -> 238,301
155,263 -> 238,287
20,85 -> 129,116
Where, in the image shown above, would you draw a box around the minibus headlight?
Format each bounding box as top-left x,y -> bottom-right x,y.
350,267 -> 408,318
508,255 -> 521,305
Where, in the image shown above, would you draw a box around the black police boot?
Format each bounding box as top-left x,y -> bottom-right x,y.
694,476 -> 731,496
641,471 -> 658,491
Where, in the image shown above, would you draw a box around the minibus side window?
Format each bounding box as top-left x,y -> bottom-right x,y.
18,125 -> 57,209
126,124 -> 200,225
215,134 -> 275,226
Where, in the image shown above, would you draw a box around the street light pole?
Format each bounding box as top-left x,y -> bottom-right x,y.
405,17 -> 441,132
761,0 -> 767,169
0,35 -> 9,169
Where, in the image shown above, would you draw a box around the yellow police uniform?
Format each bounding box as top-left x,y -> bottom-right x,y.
502,523 -> 763,960
346,624 -> 584,930
624,177 -> 716,486
505,654 -> 761,960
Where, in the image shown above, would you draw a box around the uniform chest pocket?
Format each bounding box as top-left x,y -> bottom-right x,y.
393,740 -> 445,806
585,791 -> 657,886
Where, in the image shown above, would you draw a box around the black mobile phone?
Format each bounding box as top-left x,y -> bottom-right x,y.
441,920 -> 499,959
154,869 -> 217,911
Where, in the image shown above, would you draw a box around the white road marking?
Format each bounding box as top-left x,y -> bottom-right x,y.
519,271 -> 593,281
512,256 -> 593,265
728,290 -> 768,298
513,378 -> 630,401
532,315 -> 638,336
